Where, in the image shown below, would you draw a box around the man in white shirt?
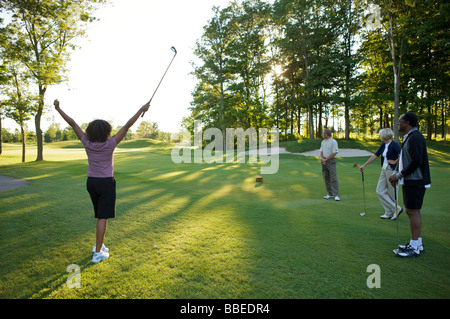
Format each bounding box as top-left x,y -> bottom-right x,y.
320,129 -> 340,201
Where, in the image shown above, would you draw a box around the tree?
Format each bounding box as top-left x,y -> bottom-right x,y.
273,0 -> 355,139
1,0 -> 106,161
192,4 -> 234,148
0,37 -> 36,162
362,0 -> 410,142
226,0 -> 272,130
360,0 -> 449,141
136,121 -> 159,139
332,0 -> 364,139
1,72 -> 35,162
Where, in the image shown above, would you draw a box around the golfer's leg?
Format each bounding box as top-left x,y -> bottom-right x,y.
407,209 -> 422,240
377,169 -> 394,215
322,164 -> 332,195
385,169 -> 401,212
328,160 -> 339,196
96,219 -> 108,253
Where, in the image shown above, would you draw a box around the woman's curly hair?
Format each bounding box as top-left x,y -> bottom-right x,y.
85,120 -> 112,143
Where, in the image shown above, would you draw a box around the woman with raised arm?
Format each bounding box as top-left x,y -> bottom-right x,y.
54,99 -> 150,263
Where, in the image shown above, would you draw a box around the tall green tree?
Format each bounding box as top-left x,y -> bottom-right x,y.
192,5 -> 233,143
0,61 -> 36,162
136,121 -> 159,139
1,0 -> 106,161
331,0 -> 364,139
226,0 -> 272,130
0,19 -> 36,162
361,0 -> 410,142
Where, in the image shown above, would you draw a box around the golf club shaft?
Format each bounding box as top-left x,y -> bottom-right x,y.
362,171 -> 366,213
141,51 -> 177,118
395,182 -> 399,249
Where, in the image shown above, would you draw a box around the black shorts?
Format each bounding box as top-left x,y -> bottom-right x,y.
86,177 -> 116,219
402,185 -> 426,210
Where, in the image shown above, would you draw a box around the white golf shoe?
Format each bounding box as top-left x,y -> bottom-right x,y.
92,250 -> 110,263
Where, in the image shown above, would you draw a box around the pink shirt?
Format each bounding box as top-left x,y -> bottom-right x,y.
81,134 -> 118,178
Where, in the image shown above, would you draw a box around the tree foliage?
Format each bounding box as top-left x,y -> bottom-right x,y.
188,0 -> 449,141
0,0 -> 107,160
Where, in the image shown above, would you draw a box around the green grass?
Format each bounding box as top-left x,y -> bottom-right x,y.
0,139 -> 449,299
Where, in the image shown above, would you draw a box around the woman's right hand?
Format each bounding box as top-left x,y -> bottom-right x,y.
141,101 -> 150,113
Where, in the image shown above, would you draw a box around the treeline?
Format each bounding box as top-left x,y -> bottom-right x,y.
1,120 -> 171,144
186,0 -> 449,142
1,120 -> 172,162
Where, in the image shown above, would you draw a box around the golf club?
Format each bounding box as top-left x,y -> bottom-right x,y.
361,170 -> 366,216
392,161 -> 401,255
393,182 -> 400,255
141,46 -> 177,118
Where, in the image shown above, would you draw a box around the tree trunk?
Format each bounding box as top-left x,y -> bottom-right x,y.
318,96 -> 323,138
21,125 -> 25,163
0,112 -> 2,155
219,54 -> 226,151
387,5 -> 402,143
379,107 -> 383,128
344,0 -> 353,140
35,85 -> 46,161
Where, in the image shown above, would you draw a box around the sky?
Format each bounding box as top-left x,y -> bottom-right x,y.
2,0 -> 236,134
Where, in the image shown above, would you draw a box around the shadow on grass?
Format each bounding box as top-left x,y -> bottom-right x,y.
0,140 -> 449,298
24,255 -> 94,299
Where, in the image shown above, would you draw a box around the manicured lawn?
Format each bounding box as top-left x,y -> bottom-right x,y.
0,139 -> 449,299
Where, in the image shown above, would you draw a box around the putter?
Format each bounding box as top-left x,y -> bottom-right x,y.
360,171 -> 366,216
393,182 -> 400,255
389,162 -> 401,255
141,46 -> 178,118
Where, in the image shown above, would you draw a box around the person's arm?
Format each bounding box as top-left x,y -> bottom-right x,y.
320,151 -> 326,165
325,152 -> 337,161
360,154 -> 378,172
114,102 -> 150,144
54,99 -> 84,140
387,158 -> 399,165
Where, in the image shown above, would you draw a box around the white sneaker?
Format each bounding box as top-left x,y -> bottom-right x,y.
391,208 -> 403,220
323,195 -> 333,199
92,250 -> 109,263
92,243 -> 109,253
335,196 -> 340,201
380,213 -> 392,219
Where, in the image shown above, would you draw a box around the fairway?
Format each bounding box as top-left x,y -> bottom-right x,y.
0,139 -> 449,299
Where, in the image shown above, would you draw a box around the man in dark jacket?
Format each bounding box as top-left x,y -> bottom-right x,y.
389,112 -> 431,258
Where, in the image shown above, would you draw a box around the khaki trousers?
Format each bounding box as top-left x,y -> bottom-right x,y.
376,167 -> 401,216
322,158 -> 339,196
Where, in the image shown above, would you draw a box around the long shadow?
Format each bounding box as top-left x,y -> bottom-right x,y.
23,255 -> 94,299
